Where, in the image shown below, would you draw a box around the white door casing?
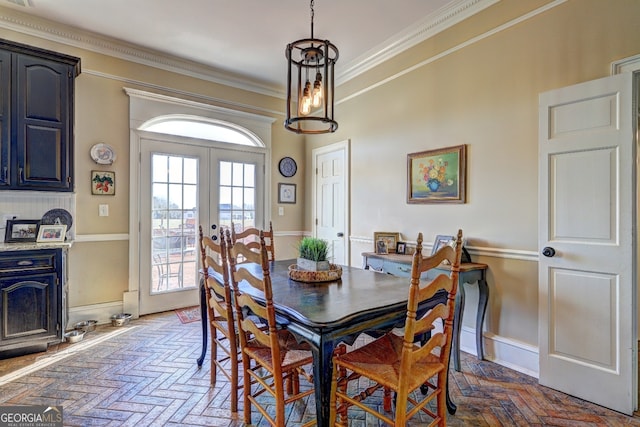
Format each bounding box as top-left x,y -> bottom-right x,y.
538,72 -> 637,414
313,141 -> 350,265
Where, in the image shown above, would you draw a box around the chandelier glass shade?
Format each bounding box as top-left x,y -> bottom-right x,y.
284,1 -> 338,134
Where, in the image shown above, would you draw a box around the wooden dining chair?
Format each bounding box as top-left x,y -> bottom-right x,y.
226,228 -> 315,427
231,221 -> 275,261
198,225 -> 242,413
330,229 -> 463,427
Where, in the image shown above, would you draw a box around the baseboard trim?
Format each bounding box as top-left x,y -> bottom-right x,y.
68,301 -> 124,329
460,326 -> 539,378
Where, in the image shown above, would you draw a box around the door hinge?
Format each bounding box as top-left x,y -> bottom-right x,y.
315,218 -> 318,225
56,277 -> 60,286
67,176 -> 72,184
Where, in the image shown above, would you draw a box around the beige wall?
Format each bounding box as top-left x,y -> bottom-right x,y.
1,0 -> 638,370
306,0 -> 640,351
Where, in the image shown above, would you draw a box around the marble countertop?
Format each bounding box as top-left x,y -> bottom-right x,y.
0,241 -> 73,251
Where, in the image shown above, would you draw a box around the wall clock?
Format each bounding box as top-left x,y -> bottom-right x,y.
278,157 -> 297,177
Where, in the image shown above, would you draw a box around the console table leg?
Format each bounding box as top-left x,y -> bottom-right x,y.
475,278 -> 489,361
452,282 -> 466,372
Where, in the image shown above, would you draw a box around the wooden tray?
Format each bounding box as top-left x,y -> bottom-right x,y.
288,264 -> 342,283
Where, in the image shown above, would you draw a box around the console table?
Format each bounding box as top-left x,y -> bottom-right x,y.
362,252 -> 488,371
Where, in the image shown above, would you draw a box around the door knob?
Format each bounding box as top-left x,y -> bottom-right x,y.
542,247 -> 556,257
337,232 -> 344,237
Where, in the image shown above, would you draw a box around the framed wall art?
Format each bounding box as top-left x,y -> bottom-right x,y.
4,219 -> 40,243
407,144 -> 466,204
278,183 -> 296,204
91,170 -> 115,195
36,224 -> 67,243
373,232 -> 400,254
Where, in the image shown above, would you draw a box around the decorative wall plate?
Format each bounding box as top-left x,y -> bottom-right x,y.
278,157 -> 297,177
90,143 -> 116,164
41,208 -> 73,230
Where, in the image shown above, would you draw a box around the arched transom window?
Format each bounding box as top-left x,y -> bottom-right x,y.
140,114 -> 265,147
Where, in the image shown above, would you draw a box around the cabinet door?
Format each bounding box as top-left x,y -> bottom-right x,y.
0,50 -> 9,187
14,54 -> 73,191
0,273 -> 59,343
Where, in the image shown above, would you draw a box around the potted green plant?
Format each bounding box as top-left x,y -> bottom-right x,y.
296,237 -> 330,271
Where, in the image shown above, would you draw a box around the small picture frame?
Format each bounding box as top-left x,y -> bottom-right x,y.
4,219 -> 40,243
396,242 -> 406,255
431,235 -> 455,256
373,232 -> 400,254
376,239 -> 388,254
278,183 -> 296,204
92,170 -> 115,195
36,224 -> 67,243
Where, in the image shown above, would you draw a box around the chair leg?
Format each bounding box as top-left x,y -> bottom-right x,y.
383,387 -> 392,412
230,337 -> 238,413
242,353 -> 252,425
209,327 -> 217,387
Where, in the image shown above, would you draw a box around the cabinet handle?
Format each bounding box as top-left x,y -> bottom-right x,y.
17,260 -> 34,266
2,166 -> 6,182
398,266 -> 410,272
18,167 -> 23,183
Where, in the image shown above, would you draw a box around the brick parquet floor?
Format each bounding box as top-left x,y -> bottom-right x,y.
1,311 -> 639,426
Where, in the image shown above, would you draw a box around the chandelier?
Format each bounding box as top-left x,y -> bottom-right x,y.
284,0 -> 338,134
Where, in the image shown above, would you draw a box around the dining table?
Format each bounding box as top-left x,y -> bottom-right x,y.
196,259 -> 456,427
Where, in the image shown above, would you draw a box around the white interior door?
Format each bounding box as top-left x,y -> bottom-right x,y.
538,72 -> 637,414
313,141 -> 349,265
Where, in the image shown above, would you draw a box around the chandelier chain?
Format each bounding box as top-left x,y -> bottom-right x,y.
310,0 -> 315,38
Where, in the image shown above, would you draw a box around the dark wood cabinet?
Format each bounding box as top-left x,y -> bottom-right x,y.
0,248 -> 65,357
0,39 -> 80,191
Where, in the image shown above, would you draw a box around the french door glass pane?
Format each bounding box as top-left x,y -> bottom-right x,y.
219,161 -> 256,232
151,154 -> 198,294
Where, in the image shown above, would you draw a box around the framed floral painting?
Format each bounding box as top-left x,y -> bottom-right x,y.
407,144 -> 466,204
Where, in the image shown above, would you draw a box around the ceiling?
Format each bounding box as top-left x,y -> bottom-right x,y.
0,0 -> 493,96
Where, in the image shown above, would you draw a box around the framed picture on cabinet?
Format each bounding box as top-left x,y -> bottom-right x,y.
4,219 -> 40,243
373,232 -> 400,254
396,242 -> 407,255
36,224 -> 67,243
91,170 -> 115,195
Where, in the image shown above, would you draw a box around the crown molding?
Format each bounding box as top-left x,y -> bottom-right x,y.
0,5 -> 284,98
336,0 -> 500,85
0,1 -> 497,100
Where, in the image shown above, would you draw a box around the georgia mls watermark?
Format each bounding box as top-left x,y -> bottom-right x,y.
0,405 -> 63,427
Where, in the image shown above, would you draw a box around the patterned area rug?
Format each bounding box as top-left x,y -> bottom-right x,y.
175,306 -> 201,324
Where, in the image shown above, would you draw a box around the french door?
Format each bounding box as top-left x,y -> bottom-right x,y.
139,135 -> 265,315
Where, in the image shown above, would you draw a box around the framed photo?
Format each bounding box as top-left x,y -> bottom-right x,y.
431,235 -> 455,255
91,170 -> 115,195
376,239 -> 388,254
278,183 -> 296,204
36,224 -> 67,243
407,144 -> 466,204
373,232 -> 400,254
4,220 -> 40,243
396,242 -> 406,255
